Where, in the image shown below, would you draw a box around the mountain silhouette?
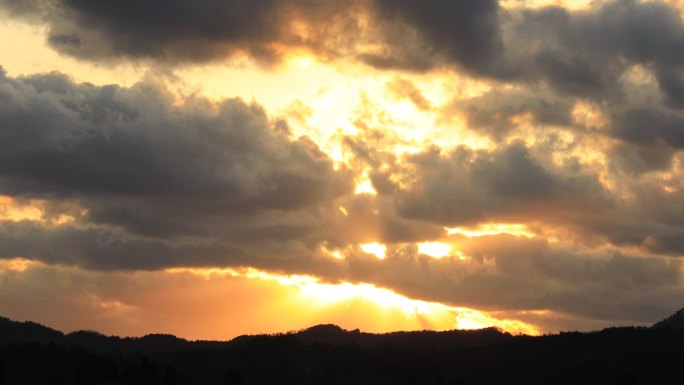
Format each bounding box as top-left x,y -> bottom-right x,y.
0,316 -> 63,344
652,308 -> 684,329
1,313 -> 683,384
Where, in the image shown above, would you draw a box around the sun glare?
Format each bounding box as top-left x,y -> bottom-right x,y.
287,53 -> 316,68
447,224 -> 535,238
354,173 -> 378,195
360,243 -> 386,259
501,0 -> 596,10
418,242 -> 452,259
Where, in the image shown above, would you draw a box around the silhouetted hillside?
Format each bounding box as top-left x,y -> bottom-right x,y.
0,317 -> 63,344
295,324 -> 513,348
652,308 -> 684,329
1,314 -> 684,384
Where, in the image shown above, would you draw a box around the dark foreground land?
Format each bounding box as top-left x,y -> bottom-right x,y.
1,311 -> 684,385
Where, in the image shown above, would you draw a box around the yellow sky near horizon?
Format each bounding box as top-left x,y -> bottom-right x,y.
0,257 -> 540,339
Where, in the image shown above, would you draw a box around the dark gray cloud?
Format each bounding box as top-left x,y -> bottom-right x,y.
3,0 -> 684,106
576,184 -> 684,256
612,107 -> 684,149
602,106 -> 684,174
390,141 -> 611,226
0,0 -> 361,64
0,69 -> 350,209
0,68 -> 354,269
0,0 -> 504,71
503,1 -> 684,101
608,141 -> 675,175
364,0 -> 684,107
0,220 -> 239,270
656,65 -> 684,108
445,88 -> 574,139
365,0 -> 503,74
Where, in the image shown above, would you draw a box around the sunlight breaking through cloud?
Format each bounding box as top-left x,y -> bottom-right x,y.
165,267 -> 540,335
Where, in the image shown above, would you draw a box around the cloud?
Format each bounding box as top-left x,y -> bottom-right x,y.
363,0 -> 503,74
608,141 -> 675,174
612,107 -> 684,149
386,77 -> 432,111
4,0 -> 684,105
0,220 -> 239,270
0,69 -> 350,211
0,68 -> 353,270
389,141 -> 611,226
362,0 -> 684,106
337,235 -> 684,325
502,0 -> 684,101
0,0 -> 363,64
444,87 -> 574,140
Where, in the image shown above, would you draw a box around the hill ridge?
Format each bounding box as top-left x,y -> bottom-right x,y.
652,307 -> 684,329
1,314 -> 684,384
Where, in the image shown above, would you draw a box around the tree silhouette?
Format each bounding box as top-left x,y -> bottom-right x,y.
123,356 -> 160,385
75,354 -> 118,385
221,368 -> 243,385
1,316 -> 684,385
160,366 -> 179,385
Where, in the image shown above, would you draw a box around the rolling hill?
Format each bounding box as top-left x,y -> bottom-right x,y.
1,312 -> 683,384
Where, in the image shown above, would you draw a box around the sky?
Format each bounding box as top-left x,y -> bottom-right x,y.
1,0 -> 684,340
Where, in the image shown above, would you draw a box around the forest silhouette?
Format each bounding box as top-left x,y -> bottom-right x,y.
1,310 -> 683,385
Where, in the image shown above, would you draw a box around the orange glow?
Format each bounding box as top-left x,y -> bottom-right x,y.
0,263 -> 542,340
165,267 -> 540,336
0,258 -> 40,272
0,195 -> 78,224
0,196 -> 43,221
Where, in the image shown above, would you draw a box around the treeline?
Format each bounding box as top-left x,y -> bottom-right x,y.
1,318 -> 684,384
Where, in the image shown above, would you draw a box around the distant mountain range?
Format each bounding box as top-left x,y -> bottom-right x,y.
0,310 -> 683,384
